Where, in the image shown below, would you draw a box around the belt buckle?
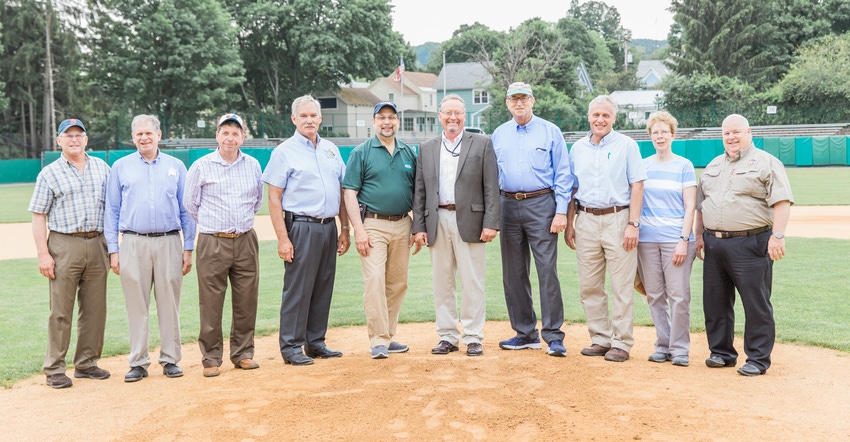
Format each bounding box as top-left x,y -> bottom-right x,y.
514,193 -> 526,201
715,231 -> 723,238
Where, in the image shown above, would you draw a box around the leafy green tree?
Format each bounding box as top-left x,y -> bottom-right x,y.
667,0 -> 789,89
0,22 -> 6,111
88,0 -> 244,136
226,0 -> 413,113
423,23 -> 502,74
568,0 -> 631,70
776,33 -> 850,106
555,17 -> 615,77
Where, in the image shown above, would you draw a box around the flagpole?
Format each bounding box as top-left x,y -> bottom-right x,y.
400,57 -> 404,138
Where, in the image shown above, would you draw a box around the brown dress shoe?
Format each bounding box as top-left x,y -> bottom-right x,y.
46,373 -> 73,389
580,343 -> 611,357
431,340 -> 459,354
74,366 -> 111,380
203,366 -> 220,377
466,342 -> 483,356
235,358 -> 260,370
604,347 -> 630,362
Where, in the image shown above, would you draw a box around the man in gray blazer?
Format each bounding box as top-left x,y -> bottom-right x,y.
413,94 -> 500,356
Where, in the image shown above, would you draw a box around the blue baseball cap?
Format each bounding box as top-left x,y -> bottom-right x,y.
217,113 -> 245,130
57,119 -> 86,136
373,101 -> 398,116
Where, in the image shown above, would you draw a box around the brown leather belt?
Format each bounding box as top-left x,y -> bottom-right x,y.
58,231 -> 102,238
576,203 -> 629,215
210,231 -> 247,238
123,230 -> 179,237
438,204 -> 456,210
705,225 -> 771,239
292,215 -> 334,224
500,188 -> 553,200
364,211 -> 407,222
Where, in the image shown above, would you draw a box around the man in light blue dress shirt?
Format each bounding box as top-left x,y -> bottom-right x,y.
105,114 -> 196,382
263,95 -> 350,366
566,95 -> 647,363
491,82 -> 574,357
185,113 -> 264,377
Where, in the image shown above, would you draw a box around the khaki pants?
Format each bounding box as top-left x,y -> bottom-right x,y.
360,216 -> 411,348
575,209 -> 637,351
43,232 -> 109,375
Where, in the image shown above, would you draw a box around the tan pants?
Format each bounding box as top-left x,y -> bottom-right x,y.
119,233 -> 184,369
575,209 -> 637,351
43,232 -> 109,375
430,209 -> 486,345
360,216 -> 411,348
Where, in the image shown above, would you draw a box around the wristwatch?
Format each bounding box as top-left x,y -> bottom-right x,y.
773,232 -> 784,239
628,221 -> 640,228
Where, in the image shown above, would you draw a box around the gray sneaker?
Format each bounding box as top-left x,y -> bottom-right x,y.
371,345 -> 389,359
387,341 -> 409,353
648,352 -> 672,363
671,355 -> 689,367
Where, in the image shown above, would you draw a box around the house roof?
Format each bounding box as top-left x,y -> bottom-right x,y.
377,77 -> 419,95
636,60 -> 670,84
610,90 -> 665,108
335,88 -> 382,107
401,71 -> 438,88
435,62 -> 494,90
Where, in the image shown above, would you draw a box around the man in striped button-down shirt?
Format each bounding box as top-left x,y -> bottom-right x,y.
185,113 -> 264,378
29,118 -> 112,389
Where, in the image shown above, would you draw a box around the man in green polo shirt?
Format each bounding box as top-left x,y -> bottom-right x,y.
343,101 -> 419,359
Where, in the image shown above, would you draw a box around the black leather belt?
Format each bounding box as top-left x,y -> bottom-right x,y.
292,215 -> 334,224
500,188 -> 553,200
123,230 -> 179,237
364,211 -> 407,221
56,231 -> 102,238
705,225 -> 771,239
209,232 -> 247,238
576,203 -> 630,216
438,204 -> 456,210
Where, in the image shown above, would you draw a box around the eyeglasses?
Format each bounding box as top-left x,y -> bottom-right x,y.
507,96 -> 531,104
440,111 -> 464,117
651,130 -> 672,137
375,115 -> 399,122
59,134 -> 87,139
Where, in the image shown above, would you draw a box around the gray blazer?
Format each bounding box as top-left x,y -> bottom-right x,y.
412,131 -> 500,243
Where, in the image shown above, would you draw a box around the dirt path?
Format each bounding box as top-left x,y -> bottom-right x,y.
2,207 -> 849,441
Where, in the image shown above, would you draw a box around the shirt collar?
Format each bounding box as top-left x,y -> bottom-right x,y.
293,130 -> 322,149
211,147 -> 243,165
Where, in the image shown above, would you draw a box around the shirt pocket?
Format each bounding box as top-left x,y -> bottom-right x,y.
731,168 -> 766,199
699,166 -> 722,196
532,146 -> 550,170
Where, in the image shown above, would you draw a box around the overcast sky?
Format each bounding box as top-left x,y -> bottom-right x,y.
390,0 -> 675,45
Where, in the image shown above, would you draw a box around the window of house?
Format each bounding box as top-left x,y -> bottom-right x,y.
416,117 -> 425,132
321,126 -> 334,133
427,117 -> 436,132
473,89 -> 489,104
403,117 -> 413,132
318,98 -> 337,109
388,93 -> 395,102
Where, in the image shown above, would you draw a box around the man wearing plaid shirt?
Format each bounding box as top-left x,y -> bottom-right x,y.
29,118 -> 112,389
184,113 -> 264,377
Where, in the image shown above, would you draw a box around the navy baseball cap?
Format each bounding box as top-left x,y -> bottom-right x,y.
373,101 -> 398,116
217,113 -> 245,130
57,119 -> 86,136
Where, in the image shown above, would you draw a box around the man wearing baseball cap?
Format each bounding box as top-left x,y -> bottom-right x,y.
184,113 -> 263,377
491,82 -> 575,357
343,100 -> 419,359
29,119 -> 112,388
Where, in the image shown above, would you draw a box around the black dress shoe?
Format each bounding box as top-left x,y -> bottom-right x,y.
283,352 -> 314,366
163,363 -> 184,378
124,366 -> 148,383
466,342 -> 483,356
305,346 -> 343,359
431,340 -> 459,354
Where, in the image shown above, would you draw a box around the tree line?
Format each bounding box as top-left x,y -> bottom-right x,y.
3,0 -> 850,159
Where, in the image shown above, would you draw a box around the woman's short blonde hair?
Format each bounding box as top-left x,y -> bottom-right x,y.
646,111 -> 678,136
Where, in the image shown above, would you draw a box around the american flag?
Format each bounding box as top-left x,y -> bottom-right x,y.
393,57 -> 405,82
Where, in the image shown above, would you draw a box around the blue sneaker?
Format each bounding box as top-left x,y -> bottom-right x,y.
387,341 -> 409,353
498,336 -> 542,350
547,340 -> 566,357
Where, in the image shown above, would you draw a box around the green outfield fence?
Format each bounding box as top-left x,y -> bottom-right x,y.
2,135 -> 849,185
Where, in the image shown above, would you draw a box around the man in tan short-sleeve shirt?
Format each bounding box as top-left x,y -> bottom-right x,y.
694,114 -> 794,377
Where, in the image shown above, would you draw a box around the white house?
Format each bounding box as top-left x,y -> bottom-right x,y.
610,90 -> 665,125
